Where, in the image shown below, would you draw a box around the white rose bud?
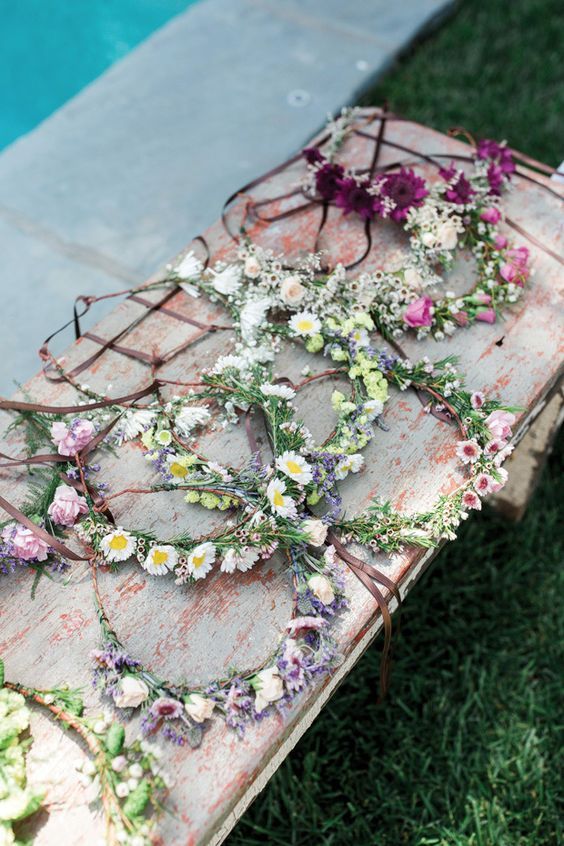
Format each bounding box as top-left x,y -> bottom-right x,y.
302,518 -> 328,547
128,763 -> 144,779
437,223 -> 458,251
253,667 -> 284,713
184,694 -> 215,724
116,782 -> 130,798
244,256 -> 262,278
111,755 -> 128,773
403,267 -> 422,288
113,676 -> 149,708
308,574 -> 335,606
421,231 -> 437,248
280,275 -> 306,306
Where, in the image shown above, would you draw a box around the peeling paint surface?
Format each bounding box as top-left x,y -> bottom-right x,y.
0,112 -> 562,845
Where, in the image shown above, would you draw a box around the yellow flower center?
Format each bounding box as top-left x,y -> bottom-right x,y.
192,553 -> 206,568
297,319 -> 313,332
170,462 -> 188,478
273,490 -> 285,507
109,534 -> 128,551
152,549 -> 169,565
285,460 -> 303,475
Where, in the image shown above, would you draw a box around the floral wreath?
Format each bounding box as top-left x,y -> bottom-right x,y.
0,659 -> 168,846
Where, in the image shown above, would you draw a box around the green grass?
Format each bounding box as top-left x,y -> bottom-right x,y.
227,1 -> 563,844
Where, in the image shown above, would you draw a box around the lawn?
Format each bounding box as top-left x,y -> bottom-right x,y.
227,1 -> 564,844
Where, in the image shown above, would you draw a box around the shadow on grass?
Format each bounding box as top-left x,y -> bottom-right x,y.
228,434 -> 563,846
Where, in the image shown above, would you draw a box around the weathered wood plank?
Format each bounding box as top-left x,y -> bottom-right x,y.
0,111 -> 562,845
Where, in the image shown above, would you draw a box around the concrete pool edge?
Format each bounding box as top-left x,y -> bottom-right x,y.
0,0 -> 455,392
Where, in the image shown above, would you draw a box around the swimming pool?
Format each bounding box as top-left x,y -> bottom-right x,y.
0,0 -> 194,150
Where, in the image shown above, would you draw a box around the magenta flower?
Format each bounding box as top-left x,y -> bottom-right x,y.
302,146 -> 324,166
480,207 -> 501,224
477,139 -> 515,175
453,311 -> 469,327
440,164 -> 475,204
500,246 -> 530,286
334,177 -> 375,220
314,162 -> 345,201
403,296 -> 433,328
494,234 -> 508,249
476,308 -> 496,324
374,168 -> 428,221
486,163 -> 505,196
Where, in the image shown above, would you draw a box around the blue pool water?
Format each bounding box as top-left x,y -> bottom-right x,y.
0,0 -> 194,150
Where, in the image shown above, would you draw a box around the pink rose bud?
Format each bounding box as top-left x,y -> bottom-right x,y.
476,308 -> 496,324
403,296 -> 434,328
480,207 -> 501,224
494,234 -> 508,249
485,409 -> 515,441
474,291 -> 492,305
47,484 -> 88,527
51,418 -> 95,456
453,311 -> 469,326
2,523 -> 50,561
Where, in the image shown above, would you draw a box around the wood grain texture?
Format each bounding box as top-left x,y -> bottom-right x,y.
0,110 -> 562,845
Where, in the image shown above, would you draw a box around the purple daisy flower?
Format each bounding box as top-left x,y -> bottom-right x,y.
302,146 -> 324,166
439,164 -> 475,204
334,177 -> 375,220
374,168 -> 428,221
314,162 -> 345,201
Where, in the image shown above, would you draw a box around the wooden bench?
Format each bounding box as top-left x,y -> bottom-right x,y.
0,109 -> 562,845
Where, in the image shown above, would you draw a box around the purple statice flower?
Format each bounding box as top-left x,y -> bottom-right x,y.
302,146 -> 324,166
334,177 -> 376,220
277,639 -> 306,692
314,162 -> 345,201
378,350 -> 399,372
222,679 -> 255,735
91,639 -> 142,697
439,164 -> 475,205
374,168 -> 428,222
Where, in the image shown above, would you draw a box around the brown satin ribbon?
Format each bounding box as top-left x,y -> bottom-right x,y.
328,531 -> 401,700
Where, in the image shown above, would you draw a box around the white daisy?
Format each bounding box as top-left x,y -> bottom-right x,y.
175,251 -> 203,280
350,327 -> 370,347
335,453 -> 364,480
289,311 -> 322,337
212,354 -> 247,374
187,542 -> 216,579
166,454 -> 195,482
100,529 -> 136,563
240,297 -> 271,341
154,429 -> 173,447
119,409 -> 157,442
174,406 -> 211,437
260,383 -> 296,401
220,547 -> 260,574
275,451 -> 313,485
363,399 -> 384,420
143,545 -> 177,576
211,265 -> 241,295
266,478 -> 298,518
